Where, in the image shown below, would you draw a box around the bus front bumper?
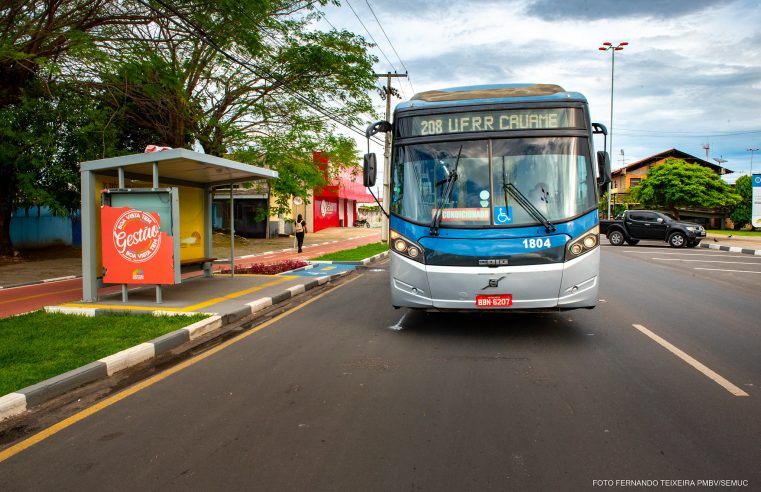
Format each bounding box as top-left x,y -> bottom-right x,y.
389,248 -> 600,311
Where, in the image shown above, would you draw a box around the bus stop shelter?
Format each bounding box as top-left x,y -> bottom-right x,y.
80,149 -> 278,303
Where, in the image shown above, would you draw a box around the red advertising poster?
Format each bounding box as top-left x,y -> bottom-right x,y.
101,205 -> 175,284
313,197 -> 339,231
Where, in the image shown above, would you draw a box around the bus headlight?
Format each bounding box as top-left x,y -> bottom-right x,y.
567,226 -> 599,260
390,230 -> 425,264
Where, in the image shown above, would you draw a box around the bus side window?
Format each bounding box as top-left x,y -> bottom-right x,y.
577,156 -> 588,201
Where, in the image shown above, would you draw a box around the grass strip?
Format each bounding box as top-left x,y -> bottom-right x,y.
312,242 -> 389,262
0,311 -> 207,396
707,230 -> 761,237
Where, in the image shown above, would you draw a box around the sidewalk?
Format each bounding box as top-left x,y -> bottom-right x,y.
0,226 -> 379,288
0,227 -> 381,317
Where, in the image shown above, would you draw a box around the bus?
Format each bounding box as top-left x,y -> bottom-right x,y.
363,83 -> 611,311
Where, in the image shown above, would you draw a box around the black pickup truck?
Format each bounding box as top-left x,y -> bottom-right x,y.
599,210 -> 706,248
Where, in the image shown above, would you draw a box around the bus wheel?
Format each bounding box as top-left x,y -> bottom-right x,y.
608,230 -> 625,246
669,232 -> 686,248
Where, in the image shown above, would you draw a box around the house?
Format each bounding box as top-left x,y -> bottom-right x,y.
610,148 -> 733,228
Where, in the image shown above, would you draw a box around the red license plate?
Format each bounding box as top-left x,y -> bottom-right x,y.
475,294 -> 513,308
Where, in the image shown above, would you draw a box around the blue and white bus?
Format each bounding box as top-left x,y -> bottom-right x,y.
364,83 -> 611,311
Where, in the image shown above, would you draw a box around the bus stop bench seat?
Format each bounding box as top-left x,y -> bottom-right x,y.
180,257 -> 217,277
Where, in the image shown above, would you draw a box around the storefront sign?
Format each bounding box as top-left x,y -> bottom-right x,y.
101,205 -> 175,284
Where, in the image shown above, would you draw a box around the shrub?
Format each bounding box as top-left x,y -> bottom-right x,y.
219,259 -> 308,275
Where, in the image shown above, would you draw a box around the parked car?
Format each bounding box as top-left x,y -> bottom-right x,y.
599,210 -> 706,248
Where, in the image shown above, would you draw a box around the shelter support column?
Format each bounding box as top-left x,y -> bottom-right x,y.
81,171 -> 99,302
205,185 -> 213,277
230,185 -> 235,278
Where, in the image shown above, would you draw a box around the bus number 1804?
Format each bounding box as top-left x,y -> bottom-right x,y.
522,238 -> 551,249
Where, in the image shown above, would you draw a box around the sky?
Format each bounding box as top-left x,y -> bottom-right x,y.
314,0 -> 761,185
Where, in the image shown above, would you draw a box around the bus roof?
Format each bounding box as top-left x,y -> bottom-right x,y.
395,83 -> 588,111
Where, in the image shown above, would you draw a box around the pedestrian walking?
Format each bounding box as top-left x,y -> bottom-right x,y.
294,214 -> 307,253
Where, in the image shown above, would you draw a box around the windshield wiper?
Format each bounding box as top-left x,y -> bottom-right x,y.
503,182 -> 556,233
430,146 -> 463,236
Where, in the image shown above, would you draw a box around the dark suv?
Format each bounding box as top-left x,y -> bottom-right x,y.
599,210 -> 706,248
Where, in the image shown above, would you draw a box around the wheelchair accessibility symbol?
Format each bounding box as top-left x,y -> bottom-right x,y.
494,206 -> 512,224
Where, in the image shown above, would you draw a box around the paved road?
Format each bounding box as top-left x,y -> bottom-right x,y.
0,247 -> 759,490
0,232 -> 380,318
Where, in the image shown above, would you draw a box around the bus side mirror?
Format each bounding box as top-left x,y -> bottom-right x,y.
363,153 -> 377,187
597,151 -> 611,189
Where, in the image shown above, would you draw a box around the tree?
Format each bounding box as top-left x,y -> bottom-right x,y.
92,1 -> 377,215
598,190 -> 637,218
0,0 -> 151,256
0,0 -> 378,254
629,158 -> 741,219
0,82 -> 121,254
729,175 -> 752,230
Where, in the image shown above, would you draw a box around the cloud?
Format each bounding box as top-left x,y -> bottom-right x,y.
524,0 -> 730,21
322,0 -> 761,171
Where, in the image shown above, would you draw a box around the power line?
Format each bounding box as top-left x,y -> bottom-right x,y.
231,3 -> 388,145
320,11 -> 337,31
343,0 -> 405,99
135,0 -> 384,146
363,0 -> 416,96
615,128 -> 761,137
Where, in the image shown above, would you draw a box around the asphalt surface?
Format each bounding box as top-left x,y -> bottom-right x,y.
0,246 -> 759,490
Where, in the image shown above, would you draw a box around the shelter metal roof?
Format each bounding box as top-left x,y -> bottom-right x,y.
80,148 -> 277,187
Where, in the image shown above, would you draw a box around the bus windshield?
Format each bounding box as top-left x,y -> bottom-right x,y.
391,137 -> 596,227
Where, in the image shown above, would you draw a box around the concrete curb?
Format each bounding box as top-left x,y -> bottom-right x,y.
0,275 -> 80,290
0,270 -> 351,422
699,243 -> 761,255
309,250 -> 389,266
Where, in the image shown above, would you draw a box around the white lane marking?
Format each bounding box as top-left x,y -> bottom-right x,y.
625,251 -> 753,258
651,258 -> 761,265
632,324 -> 749,397
388,312 -> 409,331
694,268 -> 761,274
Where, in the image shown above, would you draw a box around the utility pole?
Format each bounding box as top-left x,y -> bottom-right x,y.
374,72 -> 408,242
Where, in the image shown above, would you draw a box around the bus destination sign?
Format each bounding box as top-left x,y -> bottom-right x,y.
409,108 -> 578,137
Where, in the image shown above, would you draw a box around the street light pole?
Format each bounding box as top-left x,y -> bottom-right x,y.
599,41 -> 628,219
748,147 -> 759,176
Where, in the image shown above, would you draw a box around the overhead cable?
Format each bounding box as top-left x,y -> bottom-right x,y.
363,0 -> 416,96
135,0 -> 384,146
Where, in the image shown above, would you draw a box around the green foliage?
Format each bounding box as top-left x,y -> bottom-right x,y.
93,2 -> 377,158
629,159 -> 741,217
729,175 -> 752,230
598,189 -> 635,218
0,82 -> 121,254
